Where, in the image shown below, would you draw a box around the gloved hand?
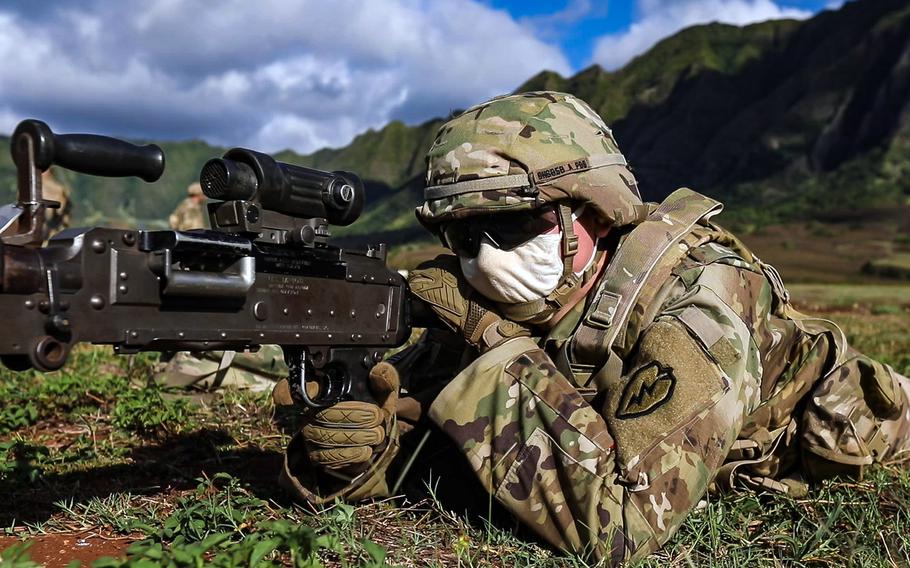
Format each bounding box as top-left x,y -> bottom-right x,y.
274,360 -> 400,473
304,360 -> 399,472
408,254 -> 530,352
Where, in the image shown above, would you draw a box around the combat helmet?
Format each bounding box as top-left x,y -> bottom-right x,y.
416,91 -> 645,323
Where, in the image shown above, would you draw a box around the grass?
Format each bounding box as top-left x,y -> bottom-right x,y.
0,285 -> 908,567
635,469 -> 910,567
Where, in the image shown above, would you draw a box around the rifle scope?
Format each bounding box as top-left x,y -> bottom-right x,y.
200,148 -> 364,226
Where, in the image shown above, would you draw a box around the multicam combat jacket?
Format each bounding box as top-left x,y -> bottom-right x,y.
168,196 -> 207,231
42,168 -> 71,241
156,345 -> 287,392
284,189 -> 910,564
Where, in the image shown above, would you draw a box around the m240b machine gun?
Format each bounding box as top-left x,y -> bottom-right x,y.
0,119 -> 422,408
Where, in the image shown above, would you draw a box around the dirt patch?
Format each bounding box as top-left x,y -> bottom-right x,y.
740,210 -> 910,283
0,534 -> 134,567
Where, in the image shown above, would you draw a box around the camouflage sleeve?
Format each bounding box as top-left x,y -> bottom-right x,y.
427,261 -> 766,562
600,259 -> 766,554
428,337 -> 629,560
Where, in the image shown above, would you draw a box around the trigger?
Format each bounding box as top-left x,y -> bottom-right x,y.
284,347 -> 318,408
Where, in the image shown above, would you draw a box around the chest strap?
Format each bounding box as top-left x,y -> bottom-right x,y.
568,188 -> 722,386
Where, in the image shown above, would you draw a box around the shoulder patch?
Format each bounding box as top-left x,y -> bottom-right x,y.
616,362 -> 675,418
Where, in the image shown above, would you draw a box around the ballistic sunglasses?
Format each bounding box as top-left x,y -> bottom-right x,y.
440,206 -> 560,258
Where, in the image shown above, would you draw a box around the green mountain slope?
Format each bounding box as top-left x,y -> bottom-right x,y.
0,136 -> 226,228
610,0 -> 910,209
518,19 -> 801,125
352,0 -> 910,237
279,118 -> 443,190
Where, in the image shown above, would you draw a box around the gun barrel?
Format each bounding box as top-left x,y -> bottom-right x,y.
11,119 -> 165,182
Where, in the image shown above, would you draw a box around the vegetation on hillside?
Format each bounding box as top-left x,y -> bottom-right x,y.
518,19 -> 800,124
280,118 -> 444,191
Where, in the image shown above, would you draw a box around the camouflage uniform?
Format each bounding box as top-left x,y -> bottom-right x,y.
168,182 -> 207,230
156,345 -> 287,392
282,92 -> 910,563
42,167 -> 71,240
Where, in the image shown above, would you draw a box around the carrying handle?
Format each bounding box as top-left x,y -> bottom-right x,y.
11,119 -> 165,182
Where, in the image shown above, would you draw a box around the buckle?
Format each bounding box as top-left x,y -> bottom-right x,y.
759,260 -> 790,304
586,290 -> 622,330
562,234 -> 579,257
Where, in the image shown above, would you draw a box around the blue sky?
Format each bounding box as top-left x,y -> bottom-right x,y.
0,0 -> 844,154
489,0 -> 836,69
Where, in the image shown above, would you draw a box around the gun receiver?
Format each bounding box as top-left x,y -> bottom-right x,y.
0,120 -> 419,409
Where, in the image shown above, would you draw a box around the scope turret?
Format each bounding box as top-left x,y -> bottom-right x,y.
200,148 -> 364,226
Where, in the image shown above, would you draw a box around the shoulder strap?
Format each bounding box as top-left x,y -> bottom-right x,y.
569,188 -> 722,386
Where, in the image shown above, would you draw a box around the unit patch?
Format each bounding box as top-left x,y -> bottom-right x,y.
616,362 -> 676,418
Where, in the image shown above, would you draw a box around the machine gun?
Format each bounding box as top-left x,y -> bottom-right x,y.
0,119 -> 421,408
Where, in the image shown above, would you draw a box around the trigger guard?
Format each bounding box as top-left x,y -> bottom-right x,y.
285,348 -> 350,409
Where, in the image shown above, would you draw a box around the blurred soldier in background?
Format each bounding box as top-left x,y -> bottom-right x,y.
155,345 -> 287,393
168,182 -> 207,230
42,167 -> 71,240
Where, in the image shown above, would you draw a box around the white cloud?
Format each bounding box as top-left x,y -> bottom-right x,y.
0,1 -> 570,154
591,0 -> 812,70
519,0 -> 603,41
0,106 -> 20,135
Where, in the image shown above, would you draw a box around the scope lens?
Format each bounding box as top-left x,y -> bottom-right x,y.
200,160 -> 229,199
200,159 -> 258,200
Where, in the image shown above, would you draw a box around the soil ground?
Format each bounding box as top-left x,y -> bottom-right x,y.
738,206 -> 910,283
0,535 -> 133,568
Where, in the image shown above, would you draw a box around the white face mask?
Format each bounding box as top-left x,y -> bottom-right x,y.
459,206 -> 597,305
460,233 -> 564,304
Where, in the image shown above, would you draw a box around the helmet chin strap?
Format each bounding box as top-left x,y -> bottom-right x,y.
498,203 -> 599,325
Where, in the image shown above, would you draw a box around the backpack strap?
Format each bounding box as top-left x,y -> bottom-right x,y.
568,188 -> 722,387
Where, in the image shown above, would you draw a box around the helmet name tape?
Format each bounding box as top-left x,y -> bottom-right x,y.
532,158 -> 590,184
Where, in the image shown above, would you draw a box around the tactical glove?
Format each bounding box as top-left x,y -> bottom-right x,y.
408,254 -> 530,352
298,361 -> 400,471
275,362 -> 401,504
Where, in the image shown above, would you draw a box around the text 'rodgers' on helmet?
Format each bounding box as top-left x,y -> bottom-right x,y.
415,91 -> 645,234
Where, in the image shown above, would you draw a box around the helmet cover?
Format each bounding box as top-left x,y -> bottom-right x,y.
416,91 -> 644,233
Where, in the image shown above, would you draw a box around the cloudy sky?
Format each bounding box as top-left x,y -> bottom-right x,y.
0,0 -> 842,154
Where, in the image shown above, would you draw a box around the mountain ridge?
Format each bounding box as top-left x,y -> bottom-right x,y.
1,0 -> 907,240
